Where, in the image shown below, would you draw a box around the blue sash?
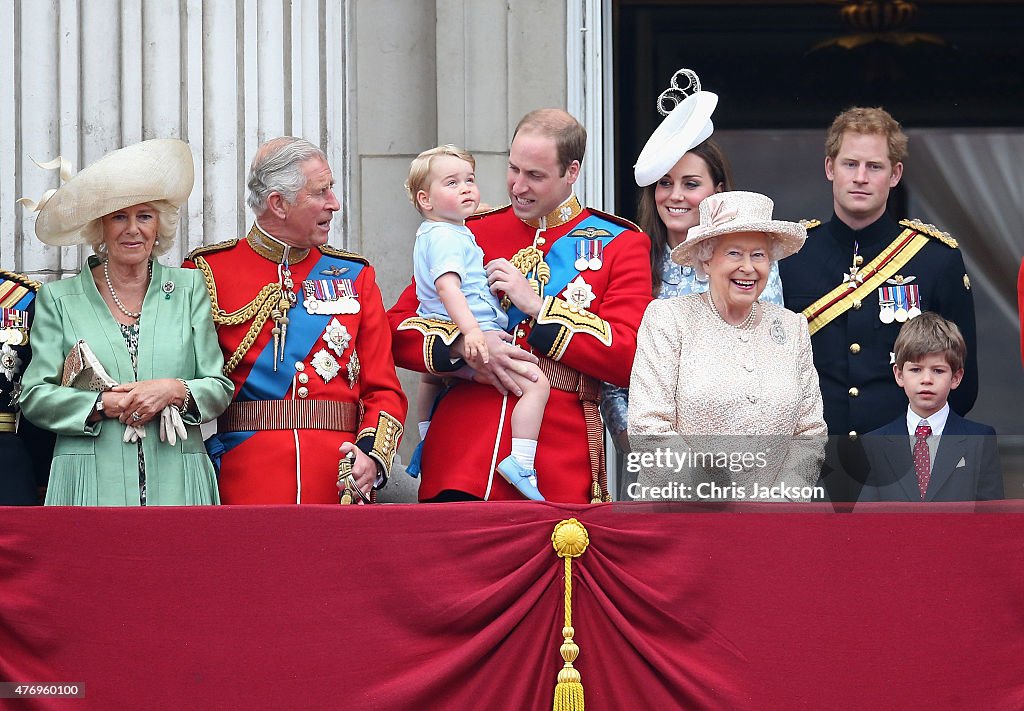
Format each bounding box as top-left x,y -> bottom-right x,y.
211,254 -> 365,461
506,215 -> 628,329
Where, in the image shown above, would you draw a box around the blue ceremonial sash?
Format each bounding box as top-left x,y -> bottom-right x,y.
13,291 -> 34,311
505,215 -> 628,329
212,254 -> 365,459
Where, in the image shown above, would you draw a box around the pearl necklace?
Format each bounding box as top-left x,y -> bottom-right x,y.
706,291 -> 757,331
104,259 -> 151,320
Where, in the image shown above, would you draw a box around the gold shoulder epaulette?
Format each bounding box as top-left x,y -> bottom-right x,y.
185,239 -> 239,262
900,219 -> 958,249
467,204 -> 512,221
587,207 -> 641,232
0,269 -> 41,291
319,245 -> 369,265
799,218 -> 822,230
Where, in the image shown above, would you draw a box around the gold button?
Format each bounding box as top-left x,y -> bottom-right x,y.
848,431 -> 858,440
536,237 -> 546,246
849,343 -> 861,354
849,387 -> 859,398
297,372 -> 309,384
852,300 -> 862,310
297,386 -> 309,399
854,255 -> 864,266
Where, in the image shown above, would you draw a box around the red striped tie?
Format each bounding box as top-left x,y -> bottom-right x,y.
913,422 -> 932,500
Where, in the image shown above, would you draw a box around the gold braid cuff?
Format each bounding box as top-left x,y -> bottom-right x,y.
193,255 -> 280,374
536,296 -> 613,359
361,411 -> 404,477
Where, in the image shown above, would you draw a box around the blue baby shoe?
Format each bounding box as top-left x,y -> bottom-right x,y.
406,440 -> 424,478
496,455 -> 545,501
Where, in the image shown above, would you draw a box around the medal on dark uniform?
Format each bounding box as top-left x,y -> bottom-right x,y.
907,284 -> 922,319
892,285 -> 909,322
886,275 -> 914,323
843,241 -> 864,289
1,343 -> 22,381
877,286 -> 895,324
0,308 -> 29,347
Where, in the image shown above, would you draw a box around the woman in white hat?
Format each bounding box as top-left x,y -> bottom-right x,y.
601,69 -> 784,462
627,191 -> 826,500
19,139 -> 233,506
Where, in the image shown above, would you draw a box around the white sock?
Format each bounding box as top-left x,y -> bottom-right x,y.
511,438 -> 537,472
418,421 -> 430,439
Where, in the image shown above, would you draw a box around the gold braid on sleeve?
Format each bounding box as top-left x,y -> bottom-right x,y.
194,256 -> 281,375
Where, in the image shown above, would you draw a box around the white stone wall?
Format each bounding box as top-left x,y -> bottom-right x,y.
1,0 -> 348,281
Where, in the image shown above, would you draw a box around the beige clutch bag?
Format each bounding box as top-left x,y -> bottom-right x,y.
61,339 -> 118,391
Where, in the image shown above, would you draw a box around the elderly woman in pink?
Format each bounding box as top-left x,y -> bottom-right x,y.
628,191 -> 826,501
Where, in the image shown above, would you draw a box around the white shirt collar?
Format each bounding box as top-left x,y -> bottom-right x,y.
905,402 -> 950,438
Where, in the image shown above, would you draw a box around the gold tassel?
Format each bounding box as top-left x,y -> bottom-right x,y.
551,519 -> 590,711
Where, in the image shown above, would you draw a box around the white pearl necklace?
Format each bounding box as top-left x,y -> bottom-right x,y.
104,259 -> 151,320
706,291 -> 757,331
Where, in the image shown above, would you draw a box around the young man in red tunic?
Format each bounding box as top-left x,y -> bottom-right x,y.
388,109 -> 652,503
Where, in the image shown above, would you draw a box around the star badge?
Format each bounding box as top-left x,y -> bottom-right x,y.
1,343 -> 22,381
323,318 -> 351,357
347,350 -> 361,389
562,276 -> 596,312
310,349 -> 341,383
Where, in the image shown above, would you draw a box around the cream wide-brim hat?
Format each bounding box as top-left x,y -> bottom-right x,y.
670,191 -> 806,267
633,90 -> 718,187
33,138 -> 194,246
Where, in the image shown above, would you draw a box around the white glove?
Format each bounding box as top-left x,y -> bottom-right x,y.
158,406 -> 188,445
123,423 -> 146,443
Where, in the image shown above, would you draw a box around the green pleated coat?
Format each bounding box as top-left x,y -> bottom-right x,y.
20,258 -> 234,506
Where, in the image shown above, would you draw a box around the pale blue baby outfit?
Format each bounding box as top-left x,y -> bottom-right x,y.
414,220 -> 508,331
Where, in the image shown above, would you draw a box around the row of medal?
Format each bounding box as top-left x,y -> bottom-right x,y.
302,277 -> 360,315
0,307 -> 29,346
877,283 -> 922,324
574,239 -> 605,272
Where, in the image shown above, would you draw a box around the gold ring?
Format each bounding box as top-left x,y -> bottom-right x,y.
131,411 -> 142,422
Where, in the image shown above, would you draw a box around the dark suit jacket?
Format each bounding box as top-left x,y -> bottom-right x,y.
858,411 -> 1003,502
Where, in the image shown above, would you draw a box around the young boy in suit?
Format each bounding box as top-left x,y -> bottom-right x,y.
858,312 -> 1003,502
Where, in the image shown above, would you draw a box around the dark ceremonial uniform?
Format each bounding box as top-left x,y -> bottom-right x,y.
780,213 -> 977,437
0,270 -> 54,504
388,196 -> 652,503
184,225 -> 406,504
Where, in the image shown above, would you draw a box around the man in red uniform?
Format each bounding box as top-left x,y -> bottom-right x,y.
389,109 -> 652,503
184,137 -> 406,504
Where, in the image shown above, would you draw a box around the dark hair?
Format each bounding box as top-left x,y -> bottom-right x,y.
513,109 -> 587,176
637,138 -> 733,295
893,311 -> 966,373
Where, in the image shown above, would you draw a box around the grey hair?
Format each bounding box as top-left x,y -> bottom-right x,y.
691,233 -> 785,281
82,200 -> 180,258
246,137 -> 327,214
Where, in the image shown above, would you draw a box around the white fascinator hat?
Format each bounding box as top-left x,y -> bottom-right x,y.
633,68 -> 718,187
19,139 -> 194,247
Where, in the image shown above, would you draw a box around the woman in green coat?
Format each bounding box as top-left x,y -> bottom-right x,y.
19,139 -> 234,506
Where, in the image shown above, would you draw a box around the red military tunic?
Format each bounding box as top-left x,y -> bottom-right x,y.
185,225 -> 406,504
388,196 -> 651,503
